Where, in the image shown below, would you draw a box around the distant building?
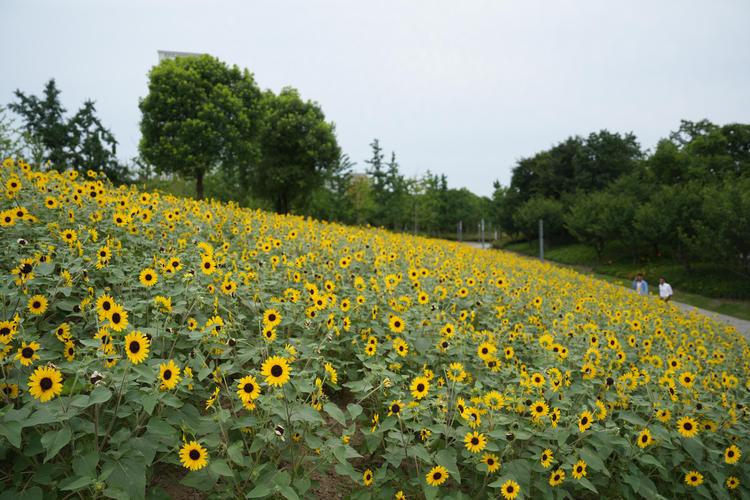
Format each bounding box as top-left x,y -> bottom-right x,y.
157,50 -> 204,63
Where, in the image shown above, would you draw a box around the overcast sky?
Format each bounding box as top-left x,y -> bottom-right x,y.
3,1 -> 749,196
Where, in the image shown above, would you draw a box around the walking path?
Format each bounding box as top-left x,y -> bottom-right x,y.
463,241 -> 750,340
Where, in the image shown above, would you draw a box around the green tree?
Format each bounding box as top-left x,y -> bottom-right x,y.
564,191 -> 634,260
513,196 -> 565,241
139,55 -> 261,199
10,79 -> 125,180
252,87 -> 340,213
0,105 -> 23,159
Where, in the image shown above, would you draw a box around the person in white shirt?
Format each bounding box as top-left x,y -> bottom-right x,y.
658,277 -> 673,302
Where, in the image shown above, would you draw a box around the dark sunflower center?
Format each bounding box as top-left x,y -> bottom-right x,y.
392,404 -> 400,413
145,274 -> 152,281
163,370 -> 172,380
581,417 -> 588,425
684,422 -> 693,431
40,377 -> 53,390
268,314 -> 276,322
271,365 -> 283,377
129,341 -> 140,353
433,472 -> 442,480
244,383 -> 254,393
21,263 -> 32,274
0,327 -> 9,336
417,384 -> 425,392
22,347 -> 33,358
189,449 -> 201,460
507,486 -> 514,493
471,437 -> 479,445
33,301 -> 41,309
536,406 -> 543,412
103,301 -> 111,310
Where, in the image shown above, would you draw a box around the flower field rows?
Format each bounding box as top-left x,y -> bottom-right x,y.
1,158 -> 749,499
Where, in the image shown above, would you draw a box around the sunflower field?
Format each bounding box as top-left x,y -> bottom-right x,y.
0,158 -> 749,500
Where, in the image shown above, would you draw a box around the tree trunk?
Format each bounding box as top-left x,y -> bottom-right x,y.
196,171 -> 204,200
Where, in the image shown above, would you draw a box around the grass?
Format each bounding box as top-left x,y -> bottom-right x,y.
501,241 -> 750,321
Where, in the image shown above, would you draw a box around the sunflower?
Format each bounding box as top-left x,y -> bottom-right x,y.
362,468 -> 373,487
28,295 -> 48,315
263,309 -> 282,328
549,468 -> 565,487
388,399 -> 403,417
684,470 -> 703,487
15,341 -> 40,366
159,360 -> 181,390
464,431 -> 487,453
425,465 -> 448,487
637,428 -> 654,448
236,375 -> 261,403
261,355 -> 291,387
124,331 -> 150,364
0,383 -> 19,399
393,337 -> 409,357
389,315 -> 405,333
96,294 -> 116,321
28,365 -> 63,402
409,375 -> 430,400
725,444 -> 741,464
107,304 -> 129,332
139,267 -> 158,287
200,255 -> 216,274
481,453 -> 501,473
179,441 -> 208,471
64,342 -> 75,362
500,479 -> 520,500
677,416 -> 699,438
572,460 -> 587,479
726,476 -> 739,490
540,448 -> 554,468
477,341 -> 496,361
578,410 -> 593,432
0,320 -> 15,343
530,400 -> 549,420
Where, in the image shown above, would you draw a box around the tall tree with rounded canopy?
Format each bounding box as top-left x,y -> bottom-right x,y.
139,55 -> 261,199
253,87 -> 340,213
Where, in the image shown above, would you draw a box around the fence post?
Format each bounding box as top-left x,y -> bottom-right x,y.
539,219 -> 544,261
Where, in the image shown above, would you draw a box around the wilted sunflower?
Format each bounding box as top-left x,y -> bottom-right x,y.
124,331 -> 150,364
425,465 -> 448,487
236,375 -> 261,403
28,365 -> 63,402
179,441 -> 208,471
27,294 -> 48,315
410,375 -> 430,400
159,360 -> 181,390
261,355 -> 291,387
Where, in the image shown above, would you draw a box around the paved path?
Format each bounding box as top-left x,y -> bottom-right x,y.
462,241 -> 750,340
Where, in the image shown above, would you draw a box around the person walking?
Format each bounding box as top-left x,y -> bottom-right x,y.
633,274 -> 649,296
658,277 -> 673,302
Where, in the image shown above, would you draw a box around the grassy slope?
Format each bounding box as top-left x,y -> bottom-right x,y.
502,241 -> 750,321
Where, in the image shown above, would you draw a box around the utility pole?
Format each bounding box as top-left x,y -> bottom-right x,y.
539,219 -> 544,261
458,221 -> 462,242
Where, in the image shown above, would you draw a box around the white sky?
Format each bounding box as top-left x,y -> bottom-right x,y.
3,0 -> 749,196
